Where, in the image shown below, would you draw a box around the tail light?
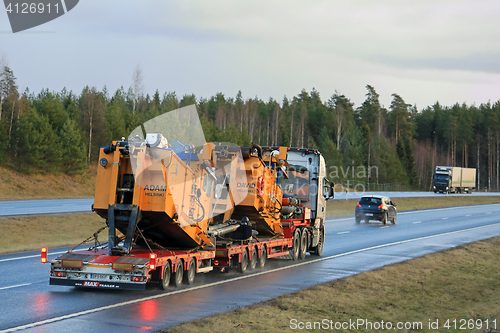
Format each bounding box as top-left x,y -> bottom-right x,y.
149,254 -> 157,270
356,202 -> 361,208
131,276 -> 145,282
41,247 -> 48,263
378,204 -> 385,209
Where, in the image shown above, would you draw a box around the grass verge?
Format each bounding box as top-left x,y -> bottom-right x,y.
326,195 -> 500,218
0,166 -> 96,200
0,213 -> 106,255
162,236 -> 500,333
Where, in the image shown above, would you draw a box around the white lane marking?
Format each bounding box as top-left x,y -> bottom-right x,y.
466,215 -> 471,217
442,217 -> 449,220
4,222 -> 500,333
1,206 -> 15,209
0,283 -> 31,291
380,226 -> 390,229
0,249 -> 87,263
486,212 -> 492,214
413,221 -> 422,224
337,231 -> 350,235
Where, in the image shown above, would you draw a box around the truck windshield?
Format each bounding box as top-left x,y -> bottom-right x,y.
434,175 -> 449,180
281,165 -> 309,200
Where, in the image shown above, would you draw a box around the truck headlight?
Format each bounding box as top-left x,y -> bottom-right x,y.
433,186 -> 436,189
446,187 -> 449,190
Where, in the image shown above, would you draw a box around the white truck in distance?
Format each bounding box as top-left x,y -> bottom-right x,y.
433,166 -> 476,194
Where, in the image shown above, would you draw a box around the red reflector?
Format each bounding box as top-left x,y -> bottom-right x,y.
214,260 -> 219,266
55,271 -> 66,277
41,247 -> 48,263
356,202 -> 361,208
149,254 -> 157,270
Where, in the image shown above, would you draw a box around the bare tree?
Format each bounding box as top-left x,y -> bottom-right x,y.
0,54 -> 7,121
132,64 -> 144,113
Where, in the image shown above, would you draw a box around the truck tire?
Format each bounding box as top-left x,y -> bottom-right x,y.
160,262 -> 171,290
299,229 -> 307,260
291,229 -> 300,261
184,258 -> 196,285
259,246 -> 267,268
172,260 -> 184,287
238,249 -> 249,273
249,247 -> 258,271
311,228 -> 324,256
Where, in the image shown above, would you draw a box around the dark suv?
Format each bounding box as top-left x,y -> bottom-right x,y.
355,195 -> 397,224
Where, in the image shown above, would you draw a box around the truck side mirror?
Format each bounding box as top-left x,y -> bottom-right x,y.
329,182 -> 335,199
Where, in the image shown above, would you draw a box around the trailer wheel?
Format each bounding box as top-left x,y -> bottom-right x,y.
184,258 -> 196,285
291,229 -> 300,261
249,247 -> 258,271
259,246 -> 267,268
238,249 -> 249,273
299,229 -> 307,260
172,260 -> 184,287
160,261 -> 171,290
311,228 -> 324,256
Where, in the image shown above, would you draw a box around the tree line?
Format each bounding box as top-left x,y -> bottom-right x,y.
1,64 -> 499,191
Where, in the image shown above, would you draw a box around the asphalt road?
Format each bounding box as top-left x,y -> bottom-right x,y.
1,192 -> 499,216
0,199 -> 94,216
1,203 -> 499,332
333,190 -> 500,200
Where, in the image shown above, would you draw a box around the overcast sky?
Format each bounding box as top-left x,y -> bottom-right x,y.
1,0 -> 499,109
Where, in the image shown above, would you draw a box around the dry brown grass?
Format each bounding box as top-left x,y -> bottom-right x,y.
0,213 -> 106,254
0,166 -> 96,200
326,195 -> 500,218
163,237 -> 500,333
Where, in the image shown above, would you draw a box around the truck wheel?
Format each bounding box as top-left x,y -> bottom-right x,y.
291,229 -> 300,261
184,258 -> 196,285
382,213 -> 387,225
238,249 -> 249,273
259,246 -> 267,268
299,229 -> 307,260
249,247 -> 258,271
160,262 -> 171,290
172,260 -> 184,287
311,228 -> 324,256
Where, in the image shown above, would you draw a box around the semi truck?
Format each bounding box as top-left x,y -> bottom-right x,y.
43,106 -> 333,290
433,166 -> 476,193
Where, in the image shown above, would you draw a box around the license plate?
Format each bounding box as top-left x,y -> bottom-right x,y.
365,213 -> 373,216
